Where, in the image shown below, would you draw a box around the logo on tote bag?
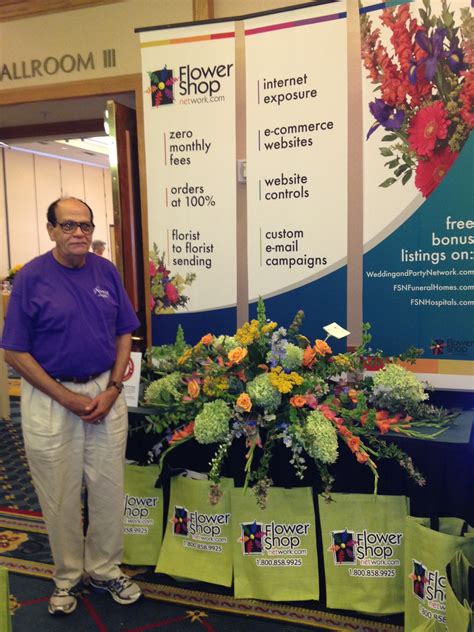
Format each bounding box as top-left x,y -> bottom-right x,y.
409,558 -> 447,623
240,521 -> 265,554
329,529 -> 356,564
171,505 -> 230,550
410,560 -> 428,599
328,527 -> 403,574
239,520 -> 310,557
172,506 -> 189,536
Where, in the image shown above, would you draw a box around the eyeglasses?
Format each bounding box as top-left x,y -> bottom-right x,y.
51,221 -> 95,234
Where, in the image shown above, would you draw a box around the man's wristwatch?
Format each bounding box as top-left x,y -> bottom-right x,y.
107,380 -> 124,394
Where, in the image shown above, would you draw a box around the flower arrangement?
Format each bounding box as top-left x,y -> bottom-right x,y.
5,264 -> 23,285
139,300 -> 456,508
361,0 -> 473,196
149,243 -> 196,314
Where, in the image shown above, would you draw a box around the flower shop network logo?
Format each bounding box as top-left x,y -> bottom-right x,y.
430,339 -> 445,355
172,506 -> 189,536
171,505 -> 230,542
239,520 -> 310,555
329,528 -> 403,565
329,529 -> 356,564
430,337 -> 473,356
146,67 -> 177,107
409,559 -> 446,613
410,560 -> 428,600
146,61 -> 233,106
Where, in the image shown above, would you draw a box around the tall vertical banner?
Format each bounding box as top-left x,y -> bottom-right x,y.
244,3 -> 348,344
361,0 -> 473,388
138,22 -> 237,345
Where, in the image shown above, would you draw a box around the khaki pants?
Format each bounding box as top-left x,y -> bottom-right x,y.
21,373 -> 128,589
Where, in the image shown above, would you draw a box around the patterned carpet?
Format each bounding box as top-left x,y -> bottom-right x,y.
0,398 -> 403,631
0,399 -> 40,516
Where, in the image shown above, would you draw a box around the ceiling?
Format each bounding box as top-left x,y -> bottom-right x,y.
0,92 -> 136,168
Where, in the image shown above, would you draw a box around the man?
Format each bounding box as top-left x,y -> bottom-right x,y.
0,197 -> 142,615
92,239 -> 106,256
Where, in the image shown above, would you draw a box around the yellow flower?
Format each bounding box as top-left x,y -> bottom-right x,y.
236,320 -> 259,345
236,393 -> 252,412
333,354 -> 351,368
228,347 -> 248,365
261,321 -> 277,334
178,349 -> 192,365
268,367 -> 304,393
203,376 -> 229,396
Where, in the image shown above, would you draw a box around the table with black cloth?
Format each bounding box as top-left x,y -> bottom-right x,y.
126,404 -> 474,524
125,403 -> 472,617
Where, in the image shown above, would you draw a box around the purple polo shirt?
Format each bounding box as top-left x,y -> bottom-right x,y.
0,251 -> 140,379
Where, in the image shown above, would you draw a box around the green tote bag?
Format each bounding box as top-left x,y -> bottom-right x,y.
156,476 -> 234,587
445,551 -> 473,632
231,486 -> 319,601
123,464 -> 163,565
318,493 -> 409,614
404,517 -> 474,631
0,567 -> 12,632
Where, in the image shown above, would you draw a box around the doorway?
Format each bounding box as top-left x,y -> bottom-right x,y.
0,77 -> 148,346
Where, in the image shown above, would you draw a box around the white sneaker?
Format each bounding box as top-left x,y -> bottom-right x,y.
89,575 -> 142,605
48,586 -> 78,615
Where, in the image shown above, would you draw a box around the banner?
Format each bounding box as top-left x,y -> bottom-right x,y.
123,351 -> 142,408
361,0 -> 474,388
138,21 -> 237,344
244,3 -> 348,343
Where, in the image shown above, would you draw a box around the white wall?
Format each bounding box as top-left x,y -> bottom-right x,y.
1,148 -> 113,275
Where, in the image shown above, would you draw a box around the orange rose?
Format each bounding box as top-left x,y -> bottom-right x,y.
200,333 -> 213,345
302,346 -> 317,368
228,347 -> 248,365
289,395 -> 306,408
314,339 -> 332,356
187,380 -> 200,399
236,393 -> 252,412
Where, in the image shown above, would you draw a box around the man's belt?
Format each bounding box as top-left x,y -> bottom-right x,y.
54,372 -> 104,384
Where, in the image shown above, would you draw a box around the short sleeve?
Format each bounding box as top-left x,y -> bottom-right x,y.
0,280 -> 34,352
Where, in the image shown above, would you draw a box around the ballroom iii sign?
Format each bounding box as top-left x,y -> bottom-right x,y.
0,49 -> 117,82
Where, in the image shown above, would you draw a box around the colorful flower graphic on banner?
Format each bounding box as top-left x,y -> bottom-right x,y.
430,338 -> 446,355
328,529 -> 356,564
361,1 -> 473,196
149,244 -> 196,314
146,67 -> 178,106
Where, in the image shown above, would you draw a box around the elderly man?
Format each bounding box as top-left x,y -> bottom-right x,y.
0,197 -> 142,615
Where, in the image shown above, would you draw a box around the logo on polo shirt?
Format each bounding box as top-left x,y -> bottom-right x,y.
93,286 -> 110,299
